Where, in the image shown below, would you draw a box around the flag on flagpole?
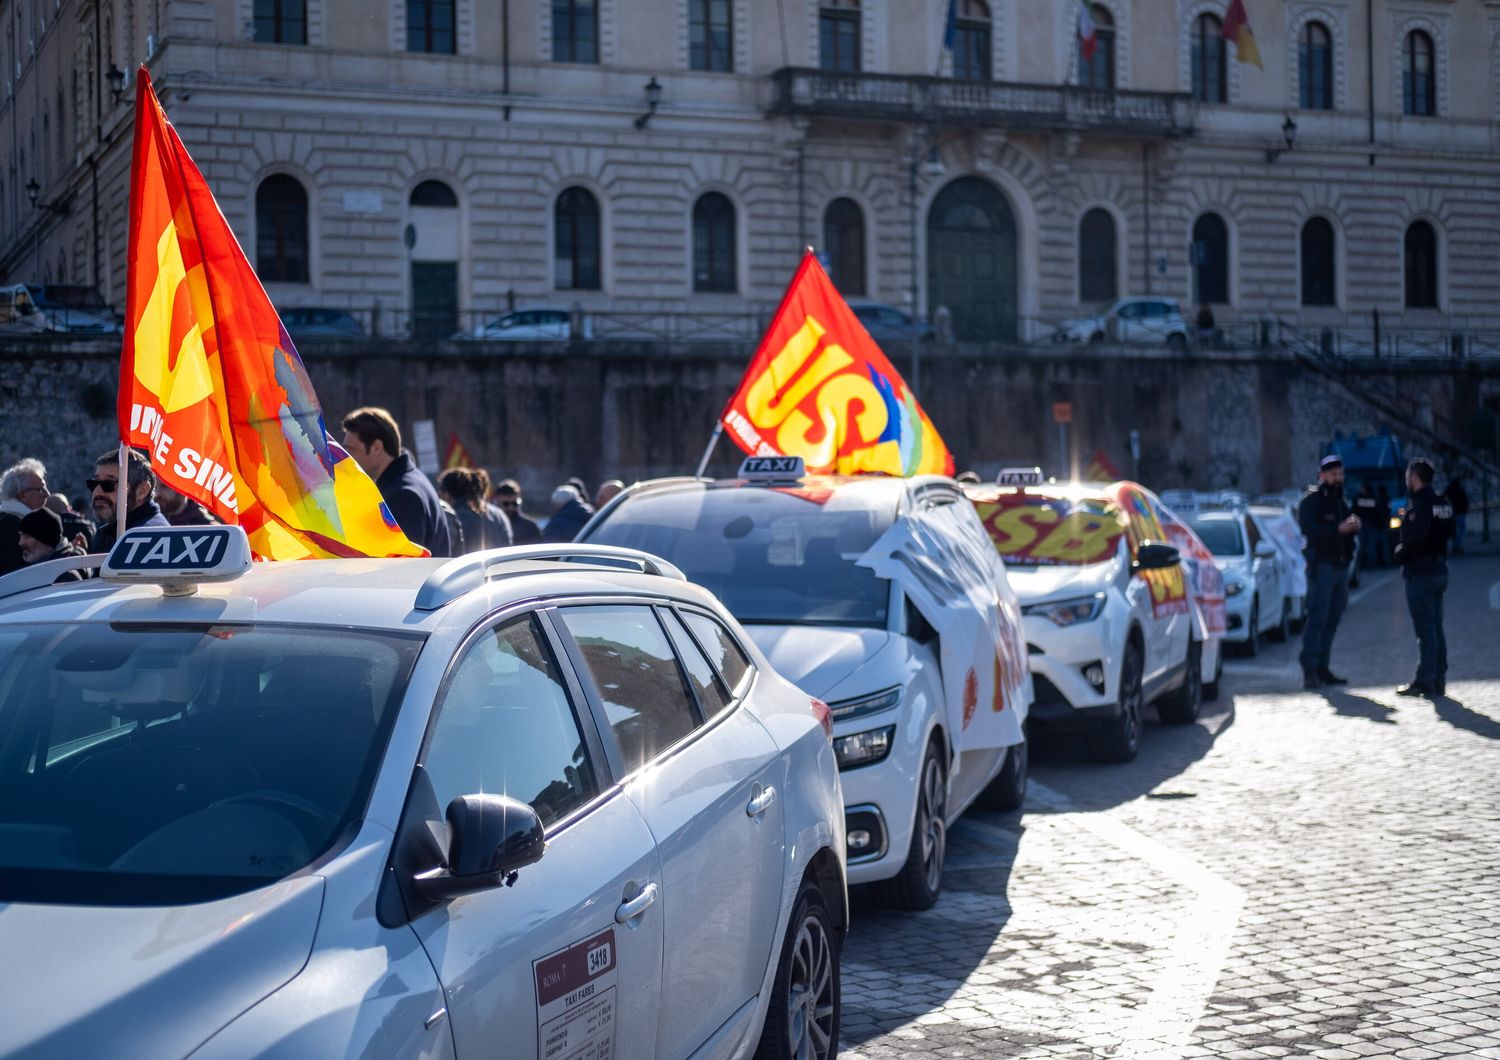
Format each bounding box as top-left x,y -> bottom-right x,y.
119,68 -> 426,560
1078,1 -> 1098,61
443,433 -> 475,471
1221,0 -> 1263,69
1084,447 -> 1121,482
943,0 -> 958,52
719,252 -> 954,477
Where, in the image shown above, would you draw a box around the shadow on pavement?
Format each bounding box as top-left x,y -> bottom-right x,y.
1434,696 -> 1500,740
1317,688 -> 1398,725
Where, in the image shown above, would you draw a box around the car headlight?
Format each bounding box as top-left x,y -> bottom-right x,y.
826,686 -> 902,721
1022,593 -> 1106,627
1389,516 -> 1402,530
833,725 -> 896,770
1224,581 -> 1246,597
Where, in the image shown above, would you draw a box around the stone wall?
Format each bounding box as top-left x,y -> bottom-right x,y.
3,337 -> 1496,515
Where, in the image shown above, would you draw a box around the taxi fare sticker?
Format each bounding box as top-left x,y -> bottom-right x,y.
533,928 -> 618,1060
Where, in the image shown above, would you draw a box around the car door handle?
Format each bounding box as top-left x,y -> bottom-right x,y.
746,785 -> 777,819
615,882 -> 658,924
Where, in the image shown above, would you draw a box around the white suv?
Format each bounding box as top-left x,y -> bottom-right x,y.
582,460 -> 1033,911
0,527 -> 844,1060
1052,297 -> 1189,349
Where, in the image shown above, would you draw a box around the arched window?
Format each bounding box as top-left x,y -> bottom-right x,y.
1077,6 -> 1115,90
410,180 -> 459,207
1300,217 -> 1336,306
255,174 -> 309,283
1191,212 -> 1229,304
555,187 -> 601,290
823,197 -> 866,296
253,0 -> 307,44
1191,13 -> 1226,103
953,0 -> 992,81
1402,30 -> 1435,116
819,0 -> 861,73
1299,21 -> 1332,110
407,0 -> 455,54
1404,221 -> 1438,308
690,0 -> 733,72
553,0 -> 599,63
1078,208 -> 1117,303
692,193 -> 736,293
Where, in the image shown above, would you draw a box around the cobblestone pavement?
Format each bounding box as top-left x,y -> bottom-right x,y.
840,555 -> 1500,1060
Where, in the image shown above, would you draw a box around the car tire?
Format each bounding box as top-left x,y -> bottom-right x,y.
872,741 -> 947,911
1267,600 -> 1291,642
1204,646 -> 1224,701
754,881 -> 840,1060
1090,641 -> 1144,763
1158,638 -> 1203,724
975,734 -> 1027,812
1166,333 -> 1187,352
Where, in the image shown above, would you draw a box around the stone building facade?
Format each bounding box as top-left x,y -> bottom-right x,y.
5,0 -> 1500,344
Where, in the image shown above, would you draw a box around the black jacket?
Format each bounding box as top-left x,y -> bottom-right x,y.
509,512 -> 542,545
33,542 -> 89,582
542,498 -> 593,543
376,452 -> 453,558
90,499 -> 171,554
456,505 -> 514,553
1298,483 -> 1354,569
0,511 -> 24,576
1396,485 -> 1453,577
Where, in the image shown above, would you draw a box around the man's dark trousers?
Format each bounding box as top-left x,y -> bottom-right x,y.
1300,561 -> 1349,675
1404,573 -> 1447,690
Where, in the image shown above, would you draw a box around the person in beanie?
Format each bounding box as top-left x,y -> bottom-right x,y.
17,508 -> 88,582
1395,458 -> 1454,699
1297,454 -> 1361,690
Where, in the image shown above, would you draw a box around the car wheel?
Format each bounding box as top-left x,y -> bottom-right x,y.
873,741 -> 947,911
1204,645 -> 1224,701
1090,641 -> 1144,763
975,734 -> 1027,811
1267,600 -> 1291,642
1242,601 -> 1261,657
1166,333 -> 1187,351
754,881 -> 840,1060
1158,638 -> 1203,724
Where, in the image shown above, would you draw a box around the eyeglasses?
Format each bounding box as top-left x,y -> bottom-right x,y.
85,478 -> 119,493
18,485 -> 47,497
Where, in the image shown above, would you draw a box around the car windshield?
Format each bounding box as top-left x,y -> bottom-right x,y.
1190,519 -> 1246,557
968,490 -> 1126,566
584,486 -> 894,627
0,622 -> 423,906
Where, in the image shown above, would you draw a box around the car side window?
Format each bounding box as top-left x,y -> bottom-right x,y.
662,609 -> 731,718
558,605 -> 700,774
682,611 -> 753,697
1117,302 -> 1141,320
423,616 -> 598,828
1245,516 -> 1262,550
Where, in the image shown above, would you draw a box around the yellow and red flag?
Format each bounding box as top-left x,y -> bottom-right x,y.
1221,0 -> 1263,69
1084,447 -> 1121,482
721,252 -> 953,477
118,68 -> 424,560
443,433 -> 475,471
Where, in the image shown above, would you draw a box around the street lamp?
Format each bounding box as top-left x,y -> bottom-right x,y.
25,177 -> 40,208
107,64 -> 126,104
1266,114 -> 1298,163
633,77 -> 662,129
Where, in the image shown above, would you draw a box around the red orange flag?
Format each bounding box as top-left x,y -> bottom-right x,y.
721,252 -> 953,477
118,68 -> 424,560
443,433 -> 475,471
1221,0 -> 1263,69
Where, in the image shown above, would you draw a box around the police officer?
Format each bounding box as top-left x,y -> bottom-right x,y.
1298,454 -> 1361,690
1395,458 -> 1454,699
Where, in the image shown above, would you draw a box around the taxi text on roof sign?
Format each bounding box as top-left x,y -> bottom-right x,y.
997,467 -> 1045,487
739,456 -> 807,480
101,525 -> 253,594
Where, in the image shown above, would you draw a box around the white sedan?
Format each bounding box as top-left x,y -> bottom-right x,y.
1052,297 -> 1190,349
1189,510 -> 1291,652
0,527 -> 844,1060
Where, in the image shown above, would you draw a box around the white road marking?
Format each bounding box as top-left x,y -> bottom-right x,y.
1221,661 -> 1300,679
1346,569 -> 1400,606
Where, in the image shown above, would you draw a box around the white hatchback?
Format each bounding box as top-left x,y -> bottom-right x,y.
0,527 -> 844,1060
582,460 -> 1033,911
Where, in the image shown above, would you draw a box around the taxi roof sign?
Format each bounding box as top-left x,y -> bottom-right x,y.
102,525 -> 253,596
997,467 -> 1045,488
739,455 -> 805,482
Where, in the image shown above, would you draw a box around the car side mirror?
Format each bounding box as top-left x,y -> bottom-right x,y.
1254,541 -> 1277,559
414,794 -> 545,902
1133,542 -> 1181,571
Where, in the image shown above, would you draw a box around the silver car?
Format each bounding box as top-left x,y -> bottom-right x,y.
1052,297 -> 1189,349
0,528 -> 844,1060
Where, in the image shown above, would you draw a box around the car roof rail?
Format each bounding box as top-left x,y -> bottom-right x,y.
0,553 -> 102,602
414,543 -> 687,611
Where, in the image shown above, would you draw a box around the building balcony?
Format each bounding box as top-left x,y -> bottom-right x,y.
770,67 -> 1196,139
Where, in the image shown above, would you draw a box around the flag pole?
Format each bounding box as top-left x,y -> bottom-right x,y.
694,422 -> 724,479
115,442 -> 129,541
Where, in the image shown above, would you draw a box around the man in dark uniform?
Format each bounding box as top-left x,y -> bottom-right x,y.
1298,454 -> 1362,690
1395,458 -> 1454,699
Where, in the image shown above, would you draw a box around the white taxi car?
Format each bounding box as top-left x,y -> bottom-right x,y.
965,472 -> 1210,762
1187,509 -> 1290,653
0,527 -> 844,1060
581,457 -> 1032,911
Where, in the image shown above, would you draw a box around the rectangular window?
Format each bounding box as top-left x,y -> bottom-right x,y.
689,0 -> 733,72
818,9 -> 860,72
553,0 -> 599,63
407,0 -> 455,54
253,0 -> 307,44
662,610 -> 731,717
953,23 -> 990,81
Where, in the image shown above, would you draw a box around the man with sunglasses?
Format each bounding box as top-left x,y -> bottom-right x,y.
87,448 -> 169,554
0,458 -> 52,576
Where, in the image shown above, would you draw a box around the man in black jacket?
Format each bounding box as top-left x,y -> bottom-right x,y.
1298,454 -> 1362,690
340,406 -> 453,558
88,448 -> 171,554
1395,458 -> 1454,699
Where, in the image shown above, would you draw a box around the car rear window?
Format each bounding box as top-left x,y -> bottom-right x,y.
1190,518 -> 1246,557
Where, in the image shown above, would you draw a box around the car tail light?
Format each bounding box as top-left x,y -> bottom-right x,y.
810,698 -> 833,741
